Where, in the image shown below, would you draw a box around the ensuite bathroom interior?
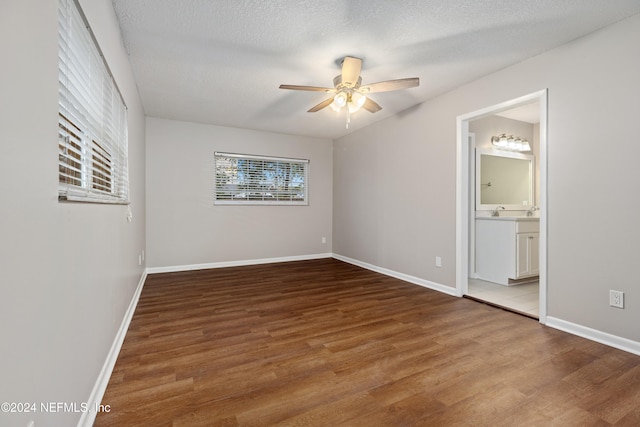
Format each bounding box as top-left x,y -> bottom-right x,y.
466,102 -> 541,318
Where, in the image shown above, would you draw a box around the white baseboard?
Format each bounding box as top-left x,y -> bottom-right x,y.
78,270 -> 148,427
145,253 -> 334,274
546,316 -> 640,356
332,253 -> 457,297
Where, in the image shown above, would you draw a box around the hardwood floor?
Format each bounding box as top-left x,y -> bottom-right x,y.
95,259 -> 640,426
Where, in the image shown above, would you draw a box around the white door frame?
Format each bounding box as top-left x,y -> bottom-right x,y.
455,89 -> 548,323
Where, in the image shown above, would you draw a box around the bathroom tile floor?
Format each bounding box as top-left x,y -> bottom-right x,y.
467,278 -> 539,318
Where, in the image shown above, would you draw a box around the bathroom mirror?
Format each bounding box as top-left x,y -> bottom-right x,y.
476,148 -> 534,210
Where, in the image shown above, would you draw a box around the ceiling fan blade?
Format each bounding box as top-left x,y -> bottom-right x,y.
359,77 -> 420,93
341,56 -> 362,87
362,98 -> 382,113
307,97 -> 334,112
279,84 -> 334,92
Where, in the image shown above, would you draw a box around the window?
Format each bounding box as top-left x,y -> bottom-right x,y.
58,0 -> 129,203
214,152 -> 309,205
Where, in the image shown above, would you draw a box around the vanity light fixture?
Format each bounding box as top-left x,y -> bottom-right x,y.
491,133 -> 531,152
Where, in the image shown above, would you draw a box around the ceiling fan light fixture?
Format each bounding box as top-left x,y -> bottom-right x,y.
354,92 -> 366,107
331,91 -> 347,111
347,92 -> 367,113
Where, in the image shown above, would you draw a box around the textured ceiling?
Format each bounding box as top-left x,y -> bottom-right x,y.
112,0 -> 640,139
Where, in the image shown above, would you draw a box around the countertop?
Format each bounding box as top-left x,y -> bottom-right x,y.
475,216 -> 540,221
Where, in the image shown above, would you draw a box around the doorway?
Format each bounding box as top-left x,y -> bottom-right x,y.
456,90 -> 548,323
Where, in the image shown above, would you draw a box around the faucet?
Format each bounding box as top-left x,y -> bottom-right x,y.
491,206 -> 505,217
527,206 -> 539,217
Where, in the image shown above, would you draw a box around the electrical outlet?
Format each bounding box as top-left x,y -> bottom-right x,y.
321,237 -> 326,244
609,290 -> 624,308
435,256 -> 442,267
138,254 -> 142,266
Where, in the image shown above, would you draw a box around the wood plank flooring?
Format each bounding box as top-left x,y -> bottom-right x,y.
95,258 -> 640,426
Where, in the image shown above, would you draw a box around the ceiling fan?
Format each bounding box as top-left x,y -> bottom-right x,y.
279,56 -> 419,127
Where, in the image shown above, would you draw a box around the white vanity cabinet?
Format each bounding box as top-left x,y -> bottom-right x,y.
475,217 -> 539,285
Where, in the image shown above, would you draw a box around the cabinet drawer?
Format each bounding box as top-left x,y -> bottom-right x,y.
516,221 -> 539,233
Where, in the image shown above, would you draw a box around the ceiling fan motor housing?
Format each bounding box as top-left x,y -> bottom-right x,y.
333,75 -> 361,90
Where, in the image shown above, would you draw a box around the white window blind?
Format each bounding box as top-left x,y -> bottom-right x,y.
58,0 -> 129,204
214,152 -> 309,205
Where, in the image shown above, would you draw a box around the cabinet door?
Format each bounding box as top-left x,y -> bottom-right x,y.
516,234 -> 530,277
528,233 -> 539,276
516,233 -> 540,278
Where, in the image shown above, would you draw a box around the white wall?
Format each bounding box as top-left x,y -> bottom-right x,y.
146,118 -> 333,269
0,0 -> 146,425
334,13 -> 640,343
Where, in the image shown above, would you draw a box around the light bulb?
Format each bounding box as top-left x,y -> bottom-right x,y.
514,138 -> 523,151
333,92 -> 347,107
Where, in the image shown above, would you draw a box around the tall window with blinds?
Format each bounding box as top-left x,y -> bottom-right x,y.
214,152 -> 309,205
58,0 -> 129,203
